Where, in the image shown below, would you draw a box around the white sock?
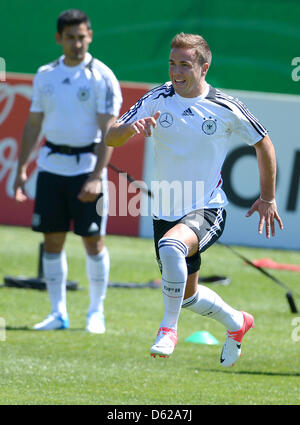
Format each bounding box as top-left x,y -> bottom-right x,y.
43,251 -> 68,318
86,246 -> 110,316
182,285 -> 244,331
158,238 -> 188,331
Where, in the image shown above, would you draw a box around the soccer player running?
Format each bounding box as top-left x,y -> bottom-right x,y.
105,33 -> 283,367
13,9 -> 122,333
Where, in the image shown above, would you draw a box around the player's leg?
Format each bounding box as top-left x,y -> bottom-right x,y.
183,284 -> 254,366
181,208 -> 254,367
150,222 -> 198,357
157,223 -> 198,330
82,235 -> 109,334
32,172 -> 70,330
72,172 -> 109,334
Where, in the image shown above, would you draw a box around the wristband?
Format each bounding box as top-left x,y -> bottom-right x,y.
260,196 -> 275,204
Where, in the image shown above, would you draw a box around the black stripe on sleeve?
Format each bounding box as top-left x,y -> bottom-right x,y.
215,91 -> 267,136
119,83 -> 174,124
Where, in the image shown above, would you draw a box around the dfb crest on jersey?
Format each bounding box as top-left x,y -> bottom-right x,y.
77,86 -> 90,101
202,117 -> 217,135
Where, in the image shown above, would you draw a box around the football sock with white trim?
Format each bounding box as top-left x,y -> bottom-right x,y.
182,285 -> 243,331
43,251 -> 68,318
86,246 -> 110,316
158,237 -> 188,331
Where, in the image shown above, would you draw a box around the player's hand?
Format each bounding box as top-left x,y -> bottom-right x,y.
78,177 -> 102,203
13,172 -> 28,202
246,198 -> 283,238
130,111 -> 161,138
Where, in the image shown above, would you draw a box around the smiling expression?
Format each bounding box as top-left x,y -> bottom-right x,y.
169,47 -> 209,98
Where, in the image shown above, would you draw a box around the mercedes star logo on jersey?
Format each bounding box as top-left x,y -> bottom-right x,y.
159,112 -> 174,128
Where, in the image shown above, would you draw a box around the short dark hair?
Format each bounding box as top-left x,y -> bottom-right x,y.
171,32 -> 212,66
57,9 -> 91,34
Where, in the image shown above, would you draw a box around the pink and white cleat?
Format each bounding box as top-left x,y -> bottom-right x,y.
150,327 -> 178,358
220,311 -> 254,367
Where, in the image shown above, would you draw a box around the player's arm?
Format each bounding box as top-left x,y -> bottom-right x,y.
105,111 -> 161,147
77,113 -> 116,202
246,134 -> 283,238
94,113 -> 116,176
13,111 -> 44,202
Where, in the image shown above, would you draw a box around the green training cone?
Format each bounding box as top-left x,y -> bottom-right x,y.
185,331 -> 220,345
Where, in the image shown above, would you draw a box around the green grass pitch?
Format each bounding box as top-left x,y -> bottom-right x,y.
0,224 -> 299,405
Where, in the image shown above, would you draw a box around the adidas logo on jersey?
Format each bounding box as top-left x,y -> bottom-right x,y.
182,108 -> 194,116
62,78 -> 71,84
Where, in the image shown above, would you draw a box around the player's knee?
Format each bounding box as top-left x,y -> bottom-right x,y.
82,235 -> 104,255
158,237 -> 188,261
44,232 -> 66,253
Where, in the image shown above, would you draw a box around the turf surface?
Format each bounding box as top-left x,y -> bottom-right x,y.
0,225 -> 299,405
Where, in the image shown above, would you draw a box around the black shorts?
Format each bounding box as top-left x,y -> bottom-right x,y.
153,208 -> 226,275
32,171 -> 108,237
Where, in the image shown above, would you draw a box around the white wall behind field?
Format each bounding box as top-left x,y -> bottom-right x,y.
139,89 -> 300,250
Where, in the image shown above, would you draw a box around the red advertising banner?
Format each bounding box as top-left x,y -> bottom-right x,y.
0,74 -> 150,236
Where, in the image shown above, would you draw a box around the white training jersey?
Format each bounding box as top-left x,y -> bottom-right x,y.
118,82 -> 267,221
30,52 -> 122,176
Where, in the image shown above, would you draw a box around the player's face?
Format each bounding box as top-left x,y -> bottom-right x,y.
169,48 -> 207,98
56,23 -> 92,66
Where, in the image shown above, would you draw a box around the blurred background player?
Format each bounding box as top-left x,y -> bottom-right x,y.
105,32 -> 283,366
13,9 -> 122,333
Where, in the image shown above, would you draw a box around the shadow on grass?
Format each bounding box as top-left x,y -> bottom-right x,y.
5,326 -> 86,332
201,368 -> 300,377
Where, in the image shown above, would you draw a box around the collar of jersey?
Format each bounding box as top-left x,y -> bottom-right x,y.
59,52 -> 92,73
174,83 -> 210,104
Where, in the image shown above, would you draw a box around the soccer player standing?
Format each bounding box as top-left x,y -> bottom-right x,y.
105,33 -> 283,366
13,9 -> 122,333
